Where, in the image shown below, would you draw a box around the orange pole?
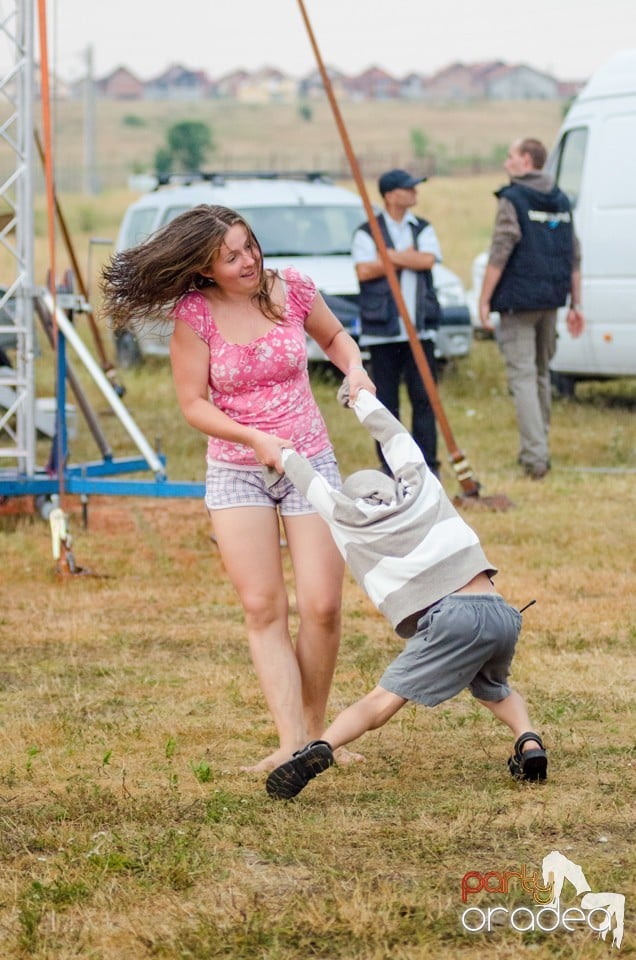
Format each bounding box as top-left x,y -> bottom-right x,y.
36,1 -> 56,303
297,0 -> 480,497
37,0 -> 65,500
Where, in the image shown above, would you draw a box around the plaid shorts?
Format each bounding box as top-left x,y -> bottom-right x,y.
205,448 -> 341,515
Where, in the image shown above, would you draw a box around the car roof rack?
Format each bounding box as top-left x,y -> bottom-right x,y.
153,170 -> 335,190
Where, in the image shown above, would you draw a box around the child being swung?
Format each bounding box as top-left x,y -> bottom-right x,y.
265,386 -> 547,800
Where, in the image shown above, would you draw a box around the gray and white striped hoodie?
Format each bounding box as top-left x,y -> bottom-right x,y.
280,389 -> 497,639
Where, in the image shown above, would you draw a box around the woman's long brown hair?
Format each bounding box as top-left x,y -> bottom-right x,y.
101,204 -> 284,333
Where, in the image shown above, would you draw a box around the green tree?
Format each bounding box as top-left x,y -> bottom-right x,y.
166,120 -> 214,172
410,128 -> 430,159
489,143 -> 508,167
153,145 -> 173,176
122,114 -> 145,128
298,103 -> 313,123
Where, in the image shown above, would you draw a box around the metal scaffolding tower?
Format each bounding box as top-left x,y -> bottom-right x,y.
0,0 -> 36,477
0,0 -> 204,505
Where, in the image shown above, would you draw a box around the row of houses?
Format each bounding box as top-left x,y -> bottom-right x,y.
84,60 -> 583,103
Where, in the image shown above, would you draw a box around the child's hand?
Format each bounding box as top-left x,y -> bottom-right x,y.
336,380 -> 351,407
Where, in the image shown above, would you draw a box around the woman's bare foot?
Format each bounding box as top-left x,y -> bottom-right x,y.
240,745 -> 300,774
242,742 -> 365,773
334,746 -> 365,764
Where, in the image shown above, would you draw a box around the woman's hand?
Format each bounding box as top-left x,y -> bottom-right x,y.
249,431 -> 293,473
346,364 -> 376,403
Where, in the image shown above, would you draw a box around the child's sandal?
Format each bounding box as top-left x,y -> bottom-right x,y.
266,740 -> 334,800
508,732 -> 548,781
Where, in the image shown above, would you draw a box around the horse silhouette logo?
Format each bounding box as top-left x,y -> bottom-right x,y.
542,850 -> 625,949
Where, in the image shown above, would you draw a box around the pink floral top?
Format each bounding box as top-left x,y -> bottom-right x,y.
172,267 -> 332,466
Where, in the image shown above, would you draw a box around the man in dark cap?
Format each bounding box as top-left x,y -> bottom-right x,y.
352,168 -> 442,475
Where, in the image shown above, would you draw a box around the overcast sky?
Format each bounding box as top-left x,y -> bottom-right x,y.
32,0 -> 635,83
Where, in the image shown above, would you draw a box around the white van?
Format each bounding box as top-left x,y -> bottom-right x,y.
546,49 -> 636,393
112,172 -> 472,368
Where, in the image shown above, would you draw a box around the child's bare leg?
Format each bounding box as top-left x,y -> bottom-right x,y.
479,689 -> 547,781
478,690 -> 542,750
265,688 -> 407,801
323,686 -> 407,751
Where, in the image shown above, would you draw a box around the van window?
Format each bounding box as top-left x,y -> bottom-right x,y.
554,127 -> 588,208
122,207 -> 159,248
595,114 -> 636,208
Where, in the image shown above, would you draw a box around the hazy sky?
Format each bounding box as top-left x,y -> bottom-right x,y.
37,0 -> 635,83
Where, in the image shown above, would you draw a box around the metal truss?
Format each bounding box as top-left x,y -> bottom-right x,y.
0,0 -> 36,474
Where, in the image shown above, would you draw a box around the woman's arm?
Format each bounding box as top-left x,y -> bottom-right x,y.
169,321 -> 291,468
304,292 -> 375,398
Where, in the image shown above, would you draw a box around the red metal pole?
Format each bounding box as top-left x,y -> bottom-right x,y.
297,0 -> 482,498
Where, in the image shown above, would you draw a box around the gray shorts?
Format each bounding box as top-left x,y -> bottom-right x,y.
205,448 -> 341,515
379,594 -> 522,706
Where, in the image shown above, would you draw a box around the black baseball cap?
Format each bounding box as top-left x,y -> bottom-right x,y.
378,168 -> 427,195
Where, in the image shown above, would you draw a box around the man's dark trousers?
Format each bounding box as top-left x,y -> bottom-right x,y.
368,338 -> 438,473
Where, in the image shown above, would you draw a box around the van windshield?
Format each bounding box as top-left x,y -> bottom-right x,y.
126,202 -> 366,257
234,205 -> 365,257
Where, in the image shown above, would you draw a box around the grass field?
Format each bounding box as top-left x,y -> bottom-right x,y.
1,332 -> 634,957
0,111 -> 634,955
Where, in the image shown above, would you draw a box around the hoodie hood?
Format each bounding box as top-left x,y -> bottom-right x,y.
510,170 -> 556,194
341,469 -> 399,506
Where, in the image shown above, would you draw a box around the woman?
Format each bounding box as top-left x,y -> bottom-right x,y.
101,204 -> 375,772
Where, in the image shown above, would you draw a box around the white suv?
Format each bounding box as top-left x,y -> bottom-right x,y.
112,172 -> 471,367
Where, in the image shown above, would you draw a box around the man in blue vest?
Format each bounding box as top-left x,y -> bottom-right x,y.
478,138 -> 584,479
352,168 -> 442,475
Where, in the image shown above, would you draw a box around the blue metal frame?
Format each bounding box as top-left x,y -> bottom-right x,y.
0,324 -> 205,502
0,470 -> 205,499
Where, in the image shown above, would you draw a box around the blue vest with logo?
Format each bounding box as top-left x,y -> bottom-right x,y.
491,183 -> 574,313
357,214 -> 440,338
